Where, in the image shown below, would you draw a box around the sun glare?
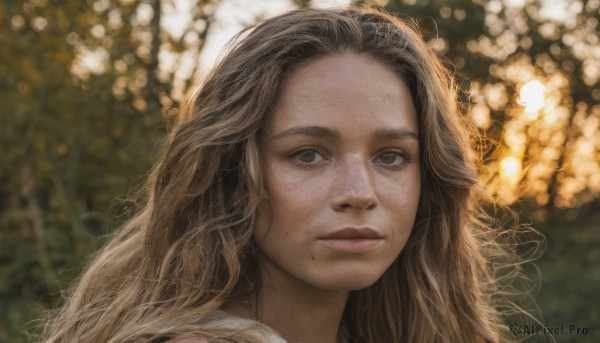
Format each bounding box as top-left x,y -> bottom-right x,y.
499,155 -> 522,184
519,80 -> 546,115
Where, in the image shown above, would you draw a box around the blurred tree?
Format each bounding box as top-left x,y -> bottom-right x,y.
376,0 -> 600,341
0,0 -> 217,340
379,0 -> 599,215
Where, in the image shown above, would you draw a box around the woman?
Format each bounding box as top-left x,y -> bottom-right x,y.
41,5 -> 526,342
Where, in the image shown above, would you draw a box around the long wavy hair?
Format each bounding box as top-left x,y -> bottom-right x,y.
40,6 -> 530,342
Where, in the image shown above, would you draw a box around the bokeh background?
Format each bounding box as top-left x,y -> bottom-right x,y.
1,0 -> 598,341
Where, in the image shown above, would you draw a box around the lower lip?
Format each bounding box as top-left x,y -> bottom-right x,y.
319,238 -> 383,253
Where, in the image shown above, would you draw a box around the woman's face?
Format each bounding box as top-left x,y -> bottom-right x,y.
257,53 -> 420,291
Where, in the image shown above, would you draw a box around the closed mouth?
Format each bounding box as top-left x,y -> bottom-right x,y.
319,227 -> 383,240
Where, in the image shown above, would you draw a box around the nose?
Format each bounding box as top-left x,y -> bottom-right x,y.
330,157 -> 378,213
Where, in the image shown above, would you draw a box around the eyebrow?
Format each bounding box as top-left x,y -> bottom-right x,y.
271,126 -> 340,140
371,127 -> 419,141
271,125 -> 419,141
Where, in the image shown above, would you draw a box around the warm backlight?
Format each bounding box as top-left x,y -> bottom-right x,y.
519,80 -> 545,114
499,155 -> 522,184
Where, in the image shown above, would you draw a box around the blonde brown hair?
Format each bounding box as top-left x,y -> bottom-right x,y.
40,6 -> 530,342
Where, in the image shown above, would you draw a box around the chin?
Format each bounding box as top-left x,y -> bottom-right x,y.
313,265 -> 387,291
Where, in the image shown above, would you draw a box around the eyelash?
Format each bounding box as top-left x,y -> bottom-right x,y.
289,148 -> 411,169
290,148 -> 326,168
374,150 -> 412,169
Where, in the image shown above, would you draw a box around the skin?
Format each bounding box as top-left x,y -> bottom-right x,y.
224,52 -> 421,343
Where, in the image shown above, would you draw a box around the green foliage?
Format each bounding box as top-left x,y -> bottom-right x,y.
534,211 -> 600,342
0,0 -> 169,340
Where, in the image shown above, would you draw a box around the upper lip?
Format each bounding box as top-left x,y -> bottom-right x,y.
319,227 -> 383,240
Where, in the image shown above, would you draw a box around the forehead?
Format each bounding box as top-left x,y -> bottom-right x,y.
267,53 -> 418,135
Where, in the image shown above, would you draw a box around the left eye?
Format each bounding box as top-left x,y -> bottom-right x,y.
374,152 -> 407,166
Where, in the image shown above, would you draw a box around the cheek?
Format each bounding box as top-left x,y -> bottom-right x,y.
380,173 -> 421,230
263,165 -> 328,222
397,180 -> 420,211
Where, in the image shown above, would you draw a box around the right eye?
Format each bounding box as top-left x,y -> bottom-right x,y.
291,148 -> 325,165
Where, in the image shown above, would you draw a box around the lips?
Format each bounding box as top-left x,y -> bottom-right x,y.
318,228 -> 383,253
319,227 -> 383,240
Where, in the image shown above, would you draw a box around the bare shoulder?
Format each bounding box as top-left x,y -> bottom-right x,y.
164,338 -> 208,343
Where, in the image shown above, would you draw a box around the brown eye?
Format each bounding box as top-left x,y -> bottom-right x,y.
292,148 -> 324,165
379,153 -> 398,164
298,150 -> 317,163
375,151 -> 408,167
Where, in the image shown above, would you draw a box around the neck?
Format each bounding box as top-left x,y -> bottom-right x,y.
223,259 -> 349,343
258,273 -> 348,343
